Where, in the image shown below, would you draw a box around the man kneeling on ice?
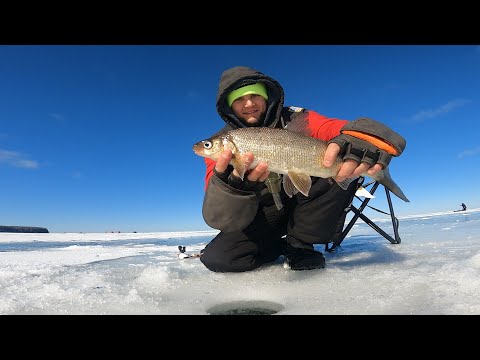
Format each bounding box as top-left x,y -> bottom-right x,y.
194,66 -> 407,272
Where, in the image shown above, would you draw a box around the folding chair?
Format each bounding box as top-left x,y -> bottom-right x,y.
325,176 -> 402,253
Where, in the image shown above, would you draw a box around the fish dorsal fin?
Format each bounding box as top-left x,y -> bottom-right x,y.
285,171 -> 312,197
284,112 -> 311,136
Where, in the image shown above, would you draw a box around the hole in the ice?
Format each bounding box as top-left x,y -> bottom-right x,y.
207,300 -> 284,315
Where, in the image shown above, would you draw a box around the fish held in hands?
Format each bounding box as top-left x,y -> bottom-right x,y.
193,114 -> 409,202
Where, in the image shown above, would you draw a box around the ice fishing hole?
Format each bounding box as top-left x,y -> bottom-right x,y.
207,300 -> 284,315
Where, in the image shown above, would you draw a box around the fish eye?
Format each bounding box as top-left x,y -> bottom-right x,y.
203,141 -> 213,149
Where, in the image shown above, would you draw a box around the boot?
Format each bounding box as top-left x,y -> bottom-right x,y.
283,236 -> 325,270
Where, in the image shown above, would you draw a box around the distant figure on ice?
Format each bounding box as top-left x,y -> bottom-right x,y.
454,203 -> 467,212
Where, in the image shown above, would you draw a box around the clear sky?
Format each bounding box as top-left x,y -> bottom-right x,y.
1,45 -> 479,233
1,209 -> 479,314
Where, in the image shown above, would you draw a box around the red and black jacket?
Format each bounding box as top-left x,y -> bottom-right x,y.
200,66 -> 348,232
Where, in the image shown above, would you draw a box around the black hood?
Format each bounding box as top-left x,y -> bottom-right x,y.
216,66 -> 285,128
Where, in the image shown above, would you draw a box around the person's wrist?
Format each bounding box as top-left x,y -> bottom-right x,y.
227,173 -> 243,189
214,167 -> 230,183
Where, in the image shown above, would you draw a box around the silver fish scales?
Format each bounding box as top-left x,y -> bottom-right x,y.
226,126 -> 340,180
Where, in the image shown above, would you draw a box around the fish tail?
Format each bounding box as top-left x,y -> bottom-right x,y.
373,167 -> 410,202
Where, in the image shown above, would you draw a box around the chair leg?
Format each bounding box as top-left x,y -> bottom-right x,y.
326,181 -> 401,252
385,187 -> 401,244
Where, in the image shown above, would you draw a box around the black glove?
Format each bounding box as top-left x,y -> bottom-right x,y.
214,166 -> 260,192
328,117 -> 406,168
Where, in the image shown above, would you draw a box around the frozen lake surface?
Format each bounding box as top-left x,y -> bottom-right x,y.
1,210 -> 480,315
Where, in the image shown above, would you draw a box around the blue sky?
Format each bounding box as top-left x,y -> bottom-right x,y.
1,45 -> 479,233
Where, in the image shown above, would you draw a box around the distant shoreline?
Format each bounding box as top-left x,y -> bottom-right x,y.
0,226 -> 49,233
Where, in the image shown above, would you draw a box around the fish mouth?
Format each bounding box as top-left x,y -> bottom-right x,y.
192,144 -> 202,155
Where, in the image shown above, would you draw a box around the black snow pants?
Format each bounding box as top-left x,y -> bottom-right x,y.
200,177 -> 359,272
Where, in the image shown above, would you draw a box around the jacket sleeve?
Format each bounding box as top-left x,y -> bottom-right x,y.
202,158 -> 259,232
304,110 -> 349,141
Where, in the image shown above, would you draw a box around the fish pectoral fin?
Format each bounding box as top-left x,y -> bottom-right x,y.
355,186 -> 375,199
287,171 -> 311,197
231,157 -> 248,180
334,177 -> 357,191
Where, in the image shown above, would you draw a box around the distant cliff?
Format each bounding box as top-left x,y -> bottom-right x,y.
0,226 -> 49,233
